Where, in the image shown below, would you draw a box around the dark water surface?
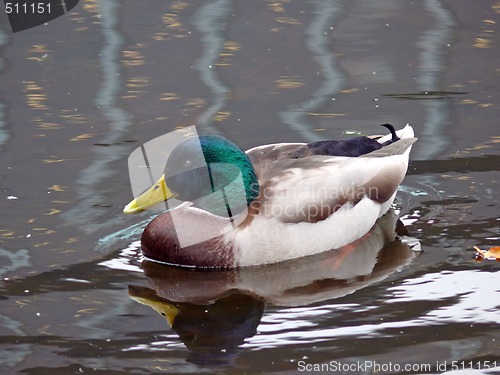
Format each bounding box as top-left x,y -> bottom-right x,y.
0,1 -> 499,374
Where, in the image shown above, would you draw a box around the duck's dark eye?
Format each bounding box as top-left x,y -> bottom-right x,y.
154,185 -> 160,190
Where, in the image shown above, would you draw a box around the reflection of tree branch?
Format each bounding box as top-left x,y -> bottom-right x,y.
192,0 -> 232,134
280,0 -> 345,142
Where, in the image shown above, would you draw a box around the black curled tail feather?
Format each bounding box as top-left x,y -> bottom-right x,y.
380,123 -> 400,144
291,123 -> 403,158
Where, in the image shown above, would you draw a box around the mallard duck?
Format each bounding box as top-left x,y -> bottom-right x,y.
124,124 -> 417,268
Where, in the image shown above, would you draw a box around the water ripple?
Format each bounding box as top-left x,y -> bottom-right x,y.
387,270 -> 499,323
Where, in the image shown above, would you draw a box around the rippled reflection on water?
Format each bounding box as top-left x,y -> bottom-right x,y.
0,0 -> 499,374
122,210 -> 417,367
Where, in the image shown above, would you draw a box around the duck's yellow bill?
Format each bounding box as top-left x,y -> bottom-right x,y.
123,174 -> 176,214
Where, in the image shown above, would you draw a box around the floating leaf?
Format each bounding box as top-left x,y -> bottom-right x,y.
309,113 -> 346,118
159,92 -> 179,101
275,76 -> 304,89
45,209 -> 61,216
44,159 -> 65,163
474,246 -> 500,262
214,111 -> 231,122
48,184 -> 66,192
275,16 -> 301,25
70,133 -> 94,142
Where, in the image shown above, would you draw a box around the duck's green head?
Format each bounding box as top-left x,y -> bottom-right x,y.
124,135 -> 260,217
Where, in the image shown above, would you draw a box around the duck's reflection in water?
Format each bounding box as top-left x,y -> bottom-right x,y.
128,287 -> 264,366
128,209 -> 419,366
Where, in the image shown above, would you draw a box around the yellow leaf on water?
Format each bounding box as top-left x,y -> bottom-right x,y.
474,246 -> 500,262
48,184 -> 66,192
44,159 -> 65,163
45,208 -> 61,215
275,16 -> 301,25
275,76 -> 304,89
70,133 -> 94,141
